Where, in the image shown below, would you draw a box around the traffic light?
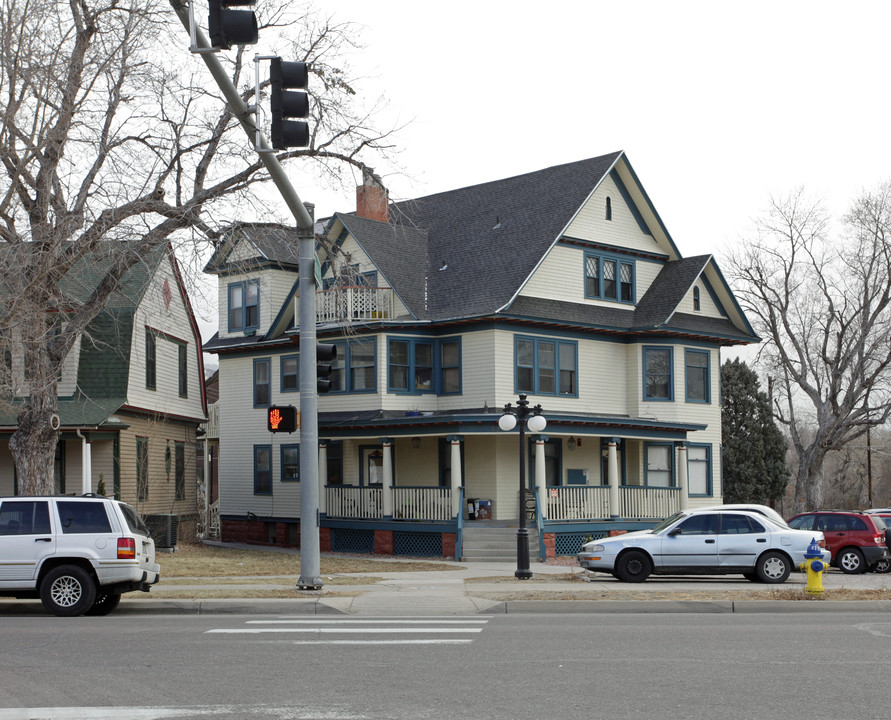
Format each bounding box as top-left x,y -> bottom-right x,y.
207,0 -> 258,50
317,343 -> 337,393
270,57 -> 310,149
267,405 -> 298,433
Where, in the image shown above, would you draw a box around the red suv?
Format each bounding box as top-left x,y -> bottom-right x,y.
787,511 -> 889,574
864,509 -> 891,573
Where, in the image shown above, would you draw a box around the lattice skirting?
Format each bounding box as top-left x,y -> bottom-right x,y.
394,532 -> 442,557
331,528 -> 375,554
554,530 -> 609,556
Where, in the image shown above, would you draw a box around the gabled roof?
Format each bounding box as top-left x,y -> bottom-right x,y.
1,242 -> 207,427
633,255 -> 712,328
336,213 -> 428,320
335,152 -> 623,321
204,224 -> 301,274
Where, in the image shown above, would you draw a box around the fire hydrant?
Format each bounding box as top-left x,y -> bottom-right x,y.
799,538 -> 829,595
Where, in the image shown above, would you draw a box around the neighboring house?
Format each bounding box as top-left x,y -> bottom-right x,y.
0,244 -> 208,541
203,152 -> 758,559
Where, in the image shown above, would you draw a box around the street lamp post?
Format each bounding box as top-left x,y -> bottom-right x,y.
498,394 -> 547,580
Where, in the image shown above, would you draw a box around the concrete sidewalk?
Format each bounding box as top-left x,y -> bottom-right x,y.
3,549 -> 891,616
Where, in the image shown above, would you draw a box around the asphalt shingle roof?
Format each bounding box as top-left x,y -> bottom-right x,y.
339,152 -> 623,320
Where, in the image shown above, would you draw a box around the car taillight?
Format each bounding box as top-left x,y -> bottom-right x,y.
817,539 -> 826,548
117,537 -> 136,559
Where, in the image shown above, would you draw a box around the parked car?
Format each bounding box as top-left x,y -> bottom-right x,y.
578,509 -> 829,583
863,509 -> 891,573
698,504 -> 790,527
0,494 -> 160,616
787,510 -> 890,574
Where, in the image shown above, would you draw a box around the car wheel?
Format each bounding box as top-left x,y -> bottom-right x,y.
615,550 -> 652,583
872,558 -> 891,574
756,551 -> 791,583
838,548 -> 865,574
85,593 -> 122,616
742,572 -> 761,583
39,565 -> 97,617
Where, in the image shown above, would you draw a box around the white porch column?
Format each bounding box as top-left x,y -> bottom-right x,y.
449,436 -> 462,519
677,443 -> 689,511
318,441 -> 328,515
607,439 -> 620,519
381,438 -> 393,517
77,429 -> 92,494
534,436 -> 547,520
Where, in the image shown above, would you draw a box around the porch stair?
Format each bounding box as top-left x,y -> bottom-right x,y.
461,523 -> 539,562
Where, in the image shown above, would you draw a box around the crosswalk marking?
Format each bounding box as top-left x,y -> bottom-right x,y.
204,615 -> 491,645
206,627 -> 483,634
245,618 -> 491,625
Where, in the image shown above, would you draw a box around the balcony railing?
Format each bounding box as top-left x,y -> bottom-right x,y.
315,286 -> 394,324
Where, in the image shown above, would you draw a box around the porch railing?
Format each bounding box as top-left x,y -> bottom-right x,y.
322,484 -> 680,522
619,485 -> 680,519
325,486 -> 382,519
546,485 -> 611,520
393,486 -> 452,521
315,286 -> 394,323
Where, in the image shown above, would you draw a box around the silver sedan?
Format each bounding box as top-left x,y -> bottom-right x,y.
578,509 -> 830,583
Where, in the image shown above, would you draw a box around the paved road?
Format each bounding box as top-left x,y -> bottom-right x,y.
1,612 -> 890,719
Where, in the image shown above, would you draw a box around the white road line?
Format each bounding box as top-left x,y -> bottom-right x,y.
246,618 -> 490,624
289,639 -> 474,645
0,707 -> 366,719
206,627 -> 483,634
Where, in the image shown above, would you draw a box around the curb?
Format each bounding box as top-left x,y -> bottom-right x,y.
4,597 -> 891,616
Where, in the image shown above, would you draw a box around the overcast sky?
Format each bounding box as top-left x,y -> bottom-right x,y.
301,0 -> 891,254
196,1 -> 891,348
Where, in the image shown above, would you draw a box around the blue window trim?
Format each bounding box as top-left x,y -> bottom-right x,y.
253,358 -> 271,408
644,442 -> 675,488
386,336 -> 462,395
686,443 -> 712,497
513,335 -> 579,397
227,279 -> 260,333
387,337 -> 434,394
253,444 -> 272,495
642,346 -> 674,402
328,339 -> 377,394
280,353 -> 299,393
684,348 -> 710,404
584,251 -> 635,304
280,443 -> 300,482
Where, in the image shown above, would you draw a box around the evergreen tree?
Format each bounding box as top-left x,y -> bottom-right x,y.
721,359 -> 790,504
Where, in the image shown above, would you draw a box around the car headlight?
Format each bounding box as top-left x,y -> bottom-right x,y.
582,544 -> 605,553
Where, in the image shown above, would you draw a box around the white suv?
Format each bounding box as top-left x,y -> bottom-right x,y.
0,494 -> 160,616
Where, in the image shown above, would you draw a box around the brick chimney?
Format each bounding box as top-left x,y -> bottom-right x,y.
356,167 -> 389,223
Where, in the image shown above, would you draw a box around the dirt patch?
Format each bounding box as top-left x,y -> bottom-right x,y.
161,543 -> 462,578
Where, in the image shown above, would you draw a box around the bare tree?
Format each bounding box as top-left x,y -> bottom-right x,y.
727,185 -> 891,513
0,0 -> 397,494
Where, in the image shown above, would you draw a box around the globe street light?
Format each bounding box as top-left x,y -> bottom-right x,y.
499,394 -> 547,579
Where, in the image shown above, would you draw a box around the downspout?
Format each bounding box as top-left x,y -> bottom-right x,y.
76,428 -> 92,494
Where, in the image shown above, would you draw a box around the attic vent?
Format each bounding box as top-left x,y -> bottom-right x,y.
606,197 -> 612,221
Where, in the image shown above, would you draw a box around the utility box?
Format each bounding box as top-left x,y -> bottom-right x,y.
144,513 -> 179,548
